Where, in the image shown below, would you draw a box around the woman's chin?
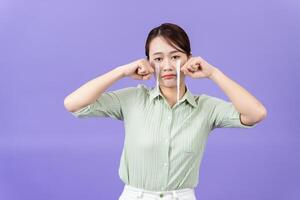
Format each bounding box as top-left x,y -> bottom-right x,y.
160,82 -> 177,88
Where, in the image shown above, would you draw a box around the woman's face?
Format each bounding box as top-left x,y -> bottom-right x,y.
148,36 -> 190,89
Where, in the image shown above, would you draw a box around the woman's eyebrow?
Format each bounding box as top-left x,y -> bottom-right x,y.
153,50 -> 180,56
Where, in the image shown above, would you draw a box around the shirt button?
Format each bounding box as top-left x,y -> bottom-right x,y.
167,115 -> 171,120
164,162 -> 168,167
165,139 -> 169,143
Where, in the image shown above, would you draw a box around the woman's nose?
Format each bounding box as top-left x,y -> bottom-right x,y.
161,58 -> 174,71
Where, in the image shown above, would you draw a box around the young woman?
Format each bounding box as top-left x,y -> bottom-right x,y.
64,23 -> 267,200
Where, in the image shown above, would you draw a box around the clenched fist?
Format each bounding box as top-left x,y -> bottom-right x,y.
181,56 -> 217,79
120,58 -> 155,80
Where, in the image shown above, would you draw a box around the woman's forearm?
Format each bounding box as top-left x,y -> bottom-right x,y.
64,66 -> 126,112
208,67 -> 267,124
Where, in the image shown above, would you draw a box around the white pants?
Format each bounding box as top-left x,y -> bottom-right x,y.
118,184 -> 197,200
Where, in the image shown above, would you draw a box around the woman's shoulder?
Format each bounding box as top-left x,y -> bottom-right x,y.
135,83 -> 153,94
136,83 -> 150,90
111,84 -> 150,99
199,93 -> 219,101
196,93 -> 227,106
110,84 -> 147,93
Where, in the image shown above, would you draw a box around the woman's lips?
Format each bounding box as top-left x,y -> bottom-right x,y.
162,75 -> 176,79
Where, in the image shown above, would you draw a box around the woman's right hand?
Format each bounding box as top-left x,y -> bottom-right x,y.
120,58 -> 155,80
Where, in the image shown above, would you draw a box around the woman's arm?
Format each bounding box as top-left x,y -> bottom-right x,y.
208,67 -> 267,126
64,67 -> 125,112
181,56 -> 267,126
64,59 -> 154,113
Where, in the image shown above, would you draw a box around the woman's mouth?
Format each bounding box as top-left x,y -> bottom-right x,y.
162,75 -> 176,79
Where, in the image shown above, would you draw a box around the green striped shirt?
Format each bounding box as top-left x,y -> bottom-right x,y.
71,84 -> 256,191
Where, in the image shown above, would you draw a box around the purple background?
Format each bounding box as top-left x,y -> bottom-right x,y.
1,0 -> 299,199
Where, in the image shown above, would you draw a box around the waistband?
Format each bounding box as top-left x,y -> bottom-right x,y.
123,184 -> 195,199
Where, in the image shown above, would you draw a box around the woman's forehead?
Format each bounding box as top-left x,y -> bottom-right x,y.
149,37 -> 181,56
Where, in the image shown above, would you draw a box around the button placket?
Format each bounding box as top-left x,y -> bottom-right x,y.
160,111 -> 172,191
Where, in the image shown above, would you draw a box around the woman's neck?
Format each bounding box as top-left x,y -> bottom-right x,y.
159,84 -> 187,107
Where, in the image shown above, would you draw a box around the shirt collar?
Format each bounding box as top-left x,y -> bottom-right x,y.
149,84 -> 197,108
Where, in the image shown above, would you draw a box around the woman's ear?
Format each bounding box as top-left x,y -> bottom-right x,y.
186,53 -> 192,60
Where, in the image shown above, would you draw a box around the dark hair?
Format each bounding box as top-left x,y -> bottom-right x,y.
145,23 -> 192,60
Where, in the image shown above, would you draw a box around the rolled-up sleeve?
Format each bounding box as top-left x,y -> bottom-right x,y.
208,96 -> 257,129
71,87 -> 137,121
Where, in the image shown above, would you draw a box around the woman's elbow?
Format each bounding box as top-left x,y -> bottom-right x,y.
254,106 -> 267,123
64,97 -> 76,113
243,106 -> 267,125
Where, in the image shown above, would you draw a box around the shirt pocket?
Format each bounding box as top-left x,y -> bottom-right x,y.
182,139 -> 197,154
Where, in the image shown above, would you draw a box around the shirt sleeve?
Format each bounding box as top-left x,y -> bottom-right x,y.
207,96 -> 257,129
70,86 -> 137,121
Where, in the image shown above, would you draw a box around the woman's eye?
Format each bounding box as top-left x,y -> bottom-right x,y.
154,58 -> 162,62
172,56 -> 180,60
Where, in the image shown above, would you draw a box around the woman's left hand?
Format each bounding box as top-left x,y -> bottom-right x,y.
181,56 -> 217,79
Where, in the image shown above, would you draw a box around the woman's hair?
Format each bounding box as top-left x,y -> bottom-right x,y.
145,23 -> 192,60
